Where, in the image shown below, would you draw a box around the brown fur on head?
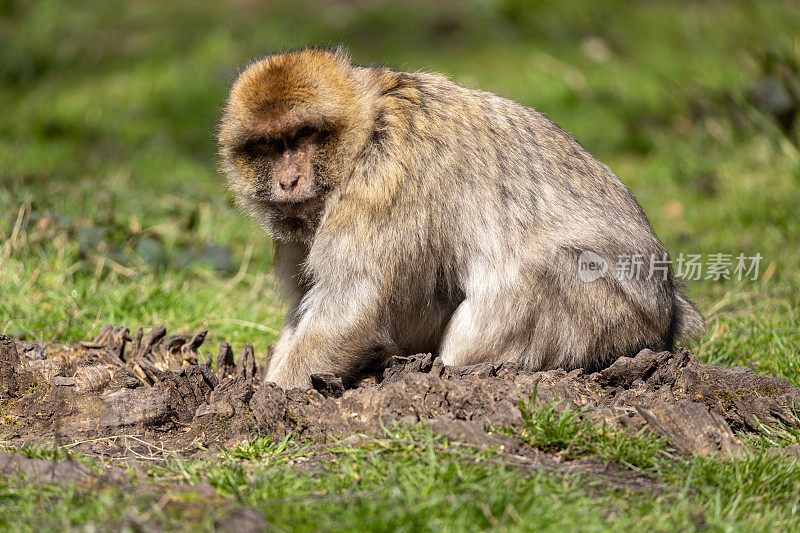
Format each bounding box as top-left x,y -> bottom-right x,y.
218,47 -> 374,241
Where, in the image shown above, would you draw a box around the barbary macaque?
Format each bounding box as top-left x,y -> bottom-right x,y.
218,47 -> 704,389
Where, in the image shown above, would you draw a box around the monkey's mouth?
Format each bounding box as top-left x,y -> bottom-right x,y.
271,197 -> 324,237
271,195 -> 323,216
271,195 -> 322,213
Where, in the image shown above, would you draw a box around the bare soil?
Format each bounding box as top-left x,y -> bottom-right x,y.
2,324 -> 800,485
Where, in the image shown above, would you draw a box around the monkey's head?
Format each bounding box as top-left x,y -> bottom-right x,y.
218,47 -> 373,241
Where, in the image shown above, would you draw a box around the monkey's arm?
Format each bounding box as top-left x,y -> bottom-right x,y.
264,270 -> 389,389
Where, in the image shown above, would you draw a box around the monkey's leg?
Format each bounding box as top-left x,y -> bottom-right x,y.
264,300 -> 302,378
437,274 -> 535,367
438,264 -> 672,371
266,240 -> 310,377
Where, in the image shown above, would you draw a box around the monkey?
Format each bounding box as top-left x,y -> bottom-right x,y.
218,47 -> 705,390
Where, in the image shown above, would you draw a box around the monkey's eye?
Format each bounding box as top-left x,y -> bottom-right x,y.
294,125 -> 316,141
256,137 -> 282,148
244,136 -> 282,155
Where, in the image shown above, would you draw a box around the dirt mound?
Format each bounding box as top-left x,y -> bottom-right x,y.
2,325 -> 799,460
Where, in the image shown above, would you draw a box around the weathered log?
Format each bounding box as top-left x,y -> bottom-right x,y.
0,335 -> 21,398
100,387 -> 172,429
236,343 -> 257,382
6,324 -> 800,460
310,373 -> 345,398
182,329 -> 208,366
138,325 -> 166,360
637,401 -> 745,456
73,364 -> 112,393
215,341 -> 235,380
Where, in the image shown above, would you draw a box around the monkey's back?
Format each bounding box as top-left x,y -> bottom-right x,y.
368,71 -> 665,271
350,68 -> 691,370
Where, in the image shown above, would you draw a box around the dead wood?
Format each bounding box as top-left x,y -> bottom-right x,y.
1,328 -> 799,463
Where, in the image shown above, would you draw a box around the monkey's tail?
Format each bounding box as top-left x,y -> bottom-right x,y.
672,292 -> 705,344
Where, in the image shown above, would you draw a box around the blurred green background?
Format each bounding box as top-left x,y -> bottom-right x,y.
1,0 -> 798,381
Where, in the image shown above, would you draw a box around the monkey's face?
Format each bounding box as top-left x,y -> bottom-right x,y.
243,124 -> 326,204
221,121 -> 331,237
219,50 -> 363,239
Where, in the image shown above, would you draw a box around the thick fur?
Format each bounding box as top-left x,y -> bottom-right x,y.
218,47 -> 705,389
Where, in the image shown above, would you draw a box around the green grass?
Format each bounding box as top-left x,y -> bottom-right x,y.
4,418 -> 800,531
219,433 -> 295,462
2,0 -> 800,530
2,0 -> 799,367
739,414 -> 800,449
513,388 -> 670,470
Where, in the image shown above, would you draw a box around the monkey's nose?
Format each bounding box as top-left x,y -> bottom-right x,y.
279,174 -> 300,191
